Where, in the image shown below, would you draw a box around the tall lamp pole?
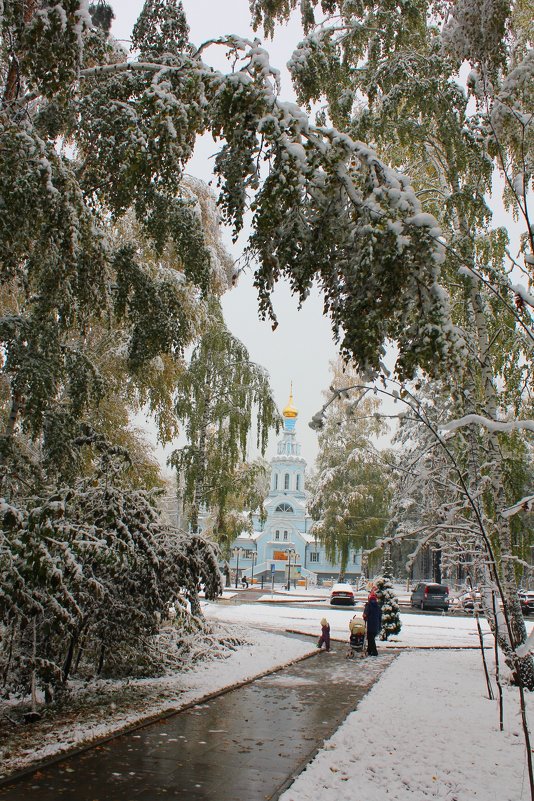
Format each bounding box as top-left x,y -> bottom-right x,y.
235,548 -> 240,589
287,549 -> 293,592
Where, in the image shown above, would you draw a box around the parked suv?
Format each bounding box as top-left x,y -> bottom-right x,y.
519,591 -> 534,616
410,582 -> 449,612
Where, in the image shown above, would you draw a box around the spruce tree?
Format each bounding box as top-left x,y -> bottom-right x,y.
375,554 -> 402,641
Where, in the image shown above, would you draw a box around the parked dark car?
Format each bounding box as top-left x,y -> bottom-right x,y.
410,582 -> 449,611
519,591 -> 534,616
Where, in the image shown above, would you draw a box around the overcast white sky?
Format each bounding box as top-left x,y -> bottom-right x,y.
111,0 -> 338,469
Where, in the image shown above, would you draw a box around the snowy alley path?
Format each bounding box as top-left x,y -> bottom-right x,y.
0,640 -> 396,801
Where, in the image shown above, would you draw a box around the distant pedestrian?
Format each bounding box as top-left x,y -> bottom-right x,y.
241,575 -> 249,588
363,592 -> 382,656
317,617 -> 331,651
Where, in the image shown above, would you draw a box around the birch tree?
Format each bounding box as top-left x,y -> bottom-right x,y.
309,360 -> 392,571
170,299 -> 279,534
251,0 -> 533,689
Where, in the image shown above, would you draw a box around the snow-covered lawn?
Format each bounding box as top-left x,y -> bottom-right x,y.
203,598 -> 519,649
278,649 -> 532,801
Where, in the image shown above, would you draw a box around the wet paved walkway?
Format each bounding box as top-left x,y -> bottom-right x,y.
0,642 -> 396,801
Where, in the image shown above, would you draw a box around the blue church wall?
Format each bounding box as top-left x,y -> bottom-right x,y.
226,390 -> 363,584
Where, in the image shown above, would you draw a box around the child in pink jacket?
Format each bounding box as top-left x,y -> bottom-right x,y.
317,618 -> 331,651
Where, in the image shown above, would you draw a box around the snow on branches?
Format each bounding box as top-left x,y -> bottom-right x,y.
0,438 -> 223,697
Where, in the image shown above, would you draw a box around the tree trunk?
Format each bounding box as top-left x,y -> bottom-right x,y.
188,590 -> 202,618
465,279 -> 533,687
0,392 -> 21,473
433,547 -> 442,584
74,631 -> 88,674
190,394 -> 211,534
30,618 -> 38,714
62,635 -> 77,684
2,0 -> 38,107
2,621 -> 16,688
97,643 -> 105,676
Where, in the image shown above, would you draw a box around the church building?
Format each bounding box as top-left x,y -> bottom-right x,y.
227,390 -> 362,586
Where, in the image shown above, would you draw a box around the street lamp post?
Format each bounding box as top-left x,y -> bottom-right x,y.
251,551 -> 257,585
234,548 -> 241,589
286,548 -> 295,591
286,550 -> 291,591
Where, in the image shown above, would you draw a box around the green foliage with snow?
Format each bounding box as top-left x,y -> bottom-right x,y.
309,360 -> 392,571
170,298 -> 280,535
250,0 -> 533,688
0,437 -> 222,696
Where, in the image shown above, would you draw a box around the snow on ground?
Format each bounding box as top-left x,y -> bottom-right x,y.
0,626 -> 314,778
278,650 -> 532,801
202,600 -> 533,800
202,598 -> 527,649
3,597 -> 533,800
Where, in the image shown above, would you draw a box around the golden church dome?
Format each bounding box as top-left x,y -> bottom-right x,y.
283,387 -> 298,418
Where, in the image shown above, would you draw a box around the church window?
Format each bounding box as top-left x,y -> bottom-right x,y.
283,531 -> 288,540
274,473 -> 278,490
275,531 -> 280,540
310,552 -> 319,563
296,474 -> 301,491
275,503 -> 293,513
284,473 -> 290,490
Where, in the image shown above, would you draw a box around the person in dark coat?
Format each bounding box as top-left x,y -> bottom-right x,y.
317,617 -> 331,651
363,592 -> 382,656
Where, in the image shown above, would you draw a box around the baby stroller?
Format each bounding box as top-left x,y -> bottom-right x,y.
347,616 -> 366,659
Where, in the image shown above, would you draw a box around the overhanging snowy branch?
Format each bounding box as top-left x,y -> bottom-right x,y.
440,414 -> 534,434
501,495 -> 534,519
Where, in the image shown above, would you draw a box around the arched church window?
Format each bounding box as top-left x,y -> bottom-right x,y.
296,474 -> 300,491
284,473 -> 290,490
275,503 -> 293,513
274,473 -> 278,490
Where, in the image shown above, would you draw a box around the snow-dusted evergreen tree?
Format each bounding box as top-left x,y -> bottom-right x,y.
389,378 -> 533,588
375,552 -> 402,640
388,380 -> 464,582
309,359 -> 392,573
